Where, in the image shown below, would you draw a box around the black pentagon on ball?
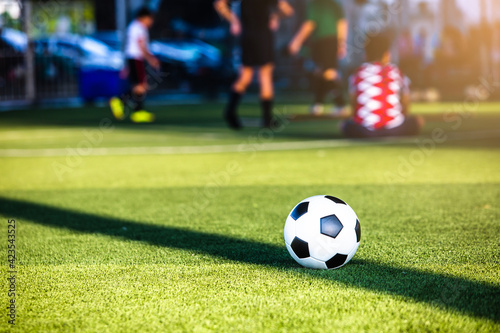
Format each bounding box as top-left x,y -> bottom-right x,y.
355,219 -> 361,242
325,195 -> 346,205
320,214 -> 343,238
325,253 -> 348,269
291,237 -> 310,258
291,202 -> 309,220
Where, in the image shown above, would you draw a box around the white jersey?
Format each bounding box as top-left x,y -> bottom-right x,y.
125,20 -> 149,60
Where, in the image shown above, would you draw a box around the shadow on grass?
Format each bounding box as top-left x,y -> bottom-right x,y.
0,196 -> 498,322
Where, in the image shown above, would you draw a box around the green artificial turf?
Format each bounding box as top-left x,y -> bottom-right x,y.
0,102 -> 499,332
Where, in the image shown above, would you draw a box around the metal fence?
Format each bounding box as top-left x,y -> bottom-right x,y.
0,34 -> 82,104
0,52 -> 79,102
0,46 -> 26,101
33,49 -> 79,100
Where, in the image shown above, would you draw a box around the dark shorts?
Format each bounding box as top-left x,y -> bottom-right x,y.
127,58 -> 146,85
241,30 -> 275,67
342,116 -> 422,139
311,36 -> 339,70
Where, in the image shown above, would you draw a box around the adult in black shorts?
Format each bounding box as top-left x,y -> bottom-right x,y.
289,0 -> 347,116
215,0 -> 294,129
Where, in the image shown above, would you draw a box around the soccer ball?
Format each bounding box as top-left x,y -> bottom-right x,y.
284,195 -> 361,269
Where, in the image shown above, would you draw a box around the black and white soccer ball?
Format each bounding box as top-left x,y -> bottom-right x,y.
284,195 -> 361,269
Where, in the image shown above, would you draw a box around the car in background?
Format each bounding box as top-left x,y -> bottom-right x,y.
32,34 -> 125,100
0,27 -> 27,52
91,31 -> 123,51
1,29 -> 123,83
150,39 -> 221,75
150,39 -> 223,96
34,34 -> 123,78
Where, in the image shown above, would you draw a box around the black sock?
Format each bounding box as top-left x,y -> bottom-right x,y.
120,90 -> 132,112
133,93 -> 145,112
261,99 -> 273,128
224,91 -> 242,129
331,80 -> 346,107
314,77 -> 328,104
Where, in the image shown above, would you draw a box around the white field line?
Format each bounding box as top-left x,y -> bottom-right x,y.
0,129 -> 499,158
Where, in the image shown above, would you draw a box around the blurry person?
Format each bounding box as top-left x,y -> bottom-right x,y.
110,7 -> 160,123
214,0 -> 294,129
289,0 -> 347,116
397,29 -> 413,71
342,34 -> 424,138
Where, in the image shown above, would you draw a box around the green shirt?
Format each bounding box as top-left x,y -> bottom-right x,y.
307,0 -> 345,40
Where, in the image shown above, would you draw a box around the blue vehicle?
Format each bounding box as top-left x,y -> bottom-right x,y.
32,34 -> 126,100
34,34 -> 123,70
0,27 -> 27,52
150,39 -> 221,74
150,39 -> 223,95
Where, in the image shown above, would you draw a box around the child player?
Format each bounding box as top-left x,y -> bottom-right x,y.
289,0 -> 347,116
342,34 -> 424,138
110,7 -> 160,123
214,0 -> 294,129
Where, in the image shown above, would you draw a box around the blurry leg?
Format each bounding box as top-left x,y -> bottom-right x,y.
330,81 -> 346,109
258,64 -> 274,128
384,115 -> 424,136
110,66 -> 132,120
313,74 -> 328,105
225,66 -> 253,129
120,60 -> 136,114
404,115 -> 425,135
342,120 -> 376,138
313,69 -> 337,105
132,84 -> 146,111
233,66 -> 253,94
415,115 -> 425,129
344,115 -> 425,138
260,99 -> 274,128
130,84 -> 155,123
322,68 -> 346,110
130,59 -> 147,112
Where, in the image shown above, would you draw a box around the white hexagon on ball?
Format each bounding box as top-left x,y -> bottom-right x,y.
284,195 -> 361,269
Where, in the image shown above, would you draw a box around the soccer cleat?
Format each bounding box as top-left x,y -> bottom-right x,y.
309,104 -> 324,116
130,110 -> 155,123
109,97 -> 125,120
